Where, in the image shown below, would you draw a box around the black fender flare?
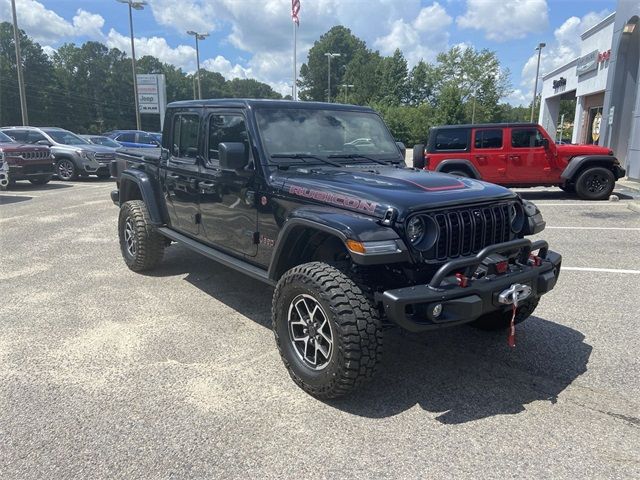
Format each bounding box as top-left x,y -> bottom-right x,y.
434,159 -> 481,179
561,155 -> 623,182
118,169 -> 168,225
267,206 -> 409,282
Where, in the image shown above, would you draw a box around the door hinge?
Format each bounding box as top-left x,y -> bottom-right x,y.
253,231 -> 260,244
194,213 -> 202,224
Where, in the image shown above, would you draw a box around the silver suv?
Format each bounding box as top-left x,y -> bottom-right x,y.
0,127 -> 116,181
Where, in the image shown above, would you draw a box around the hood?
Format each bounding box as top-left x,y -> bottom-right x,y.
51,143 -> 115,154
556,143 -> 613,156
0,142 -> 49,153
278,166 -> 516,219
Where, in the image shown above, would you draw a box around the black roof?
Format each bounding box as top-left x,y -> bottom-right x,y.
167,98 -> 375,112
430,122 -> 539,130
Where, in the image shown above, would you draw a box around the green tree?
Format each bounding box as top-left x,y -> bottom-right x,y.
298,26 -> 369,101
375,49 -> 409,106
407,60 -> 437,106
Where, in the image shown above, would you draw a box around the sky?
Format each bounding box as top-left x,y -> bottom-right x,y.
0,0 -> 617,104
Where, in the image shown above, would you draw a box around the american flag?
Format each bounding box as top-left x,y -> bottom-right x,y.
291,0 -> 300,25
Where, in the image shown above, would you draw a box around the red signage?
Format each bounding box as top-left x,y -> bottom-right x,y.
598,49 -> 611,62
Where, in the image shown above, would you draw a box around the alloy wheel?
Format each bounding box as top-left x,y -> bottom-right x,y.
287,294 -> 333,370
124,217 -> 137,256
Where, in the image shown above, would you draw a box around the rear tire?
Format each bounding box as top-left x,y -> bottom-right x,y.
28,175 -> 52,185
118,200 -> 165,272
469,297 -> 539,331
575,167 -> 615,200
272,262 -> 383,399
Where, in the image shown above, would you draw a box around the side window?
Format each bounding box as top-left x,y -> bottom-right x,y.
434,129 -> 469,151
28,131 -> 47,144
117,133 -> 136,143
171,114 -> 199,159
207,114 -> 250,167
511,128 -> 544,148
137,133 -> 158,145
4,130 -> 28,142
474,129 -> 503,149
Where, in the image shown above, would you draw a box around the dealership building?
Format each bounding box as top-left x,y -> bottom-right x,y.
538,0 -> 640,180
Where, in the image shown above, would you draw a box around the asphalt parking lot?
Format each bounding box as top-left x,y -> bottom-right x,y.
1,177 -> 639,479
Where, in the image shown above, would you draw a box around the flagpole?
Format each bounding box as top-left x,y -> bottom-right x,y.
293,21 -> 297,101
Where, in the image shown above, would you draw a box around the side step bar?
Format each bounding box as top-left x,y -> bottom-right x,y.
157,227 -> 275,286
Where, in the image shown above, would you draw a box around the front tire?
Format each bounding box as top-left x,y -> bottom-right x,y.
272,262 -> 382,399
469,297 -> 539,331
56,158 -> 78,181
118,200 -> 165,272
28,175 -> 52,185
575,167 -> 615,200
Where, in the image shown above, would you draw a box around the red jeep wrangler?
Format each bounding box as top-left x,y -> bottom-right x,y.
413,123 -> 625,200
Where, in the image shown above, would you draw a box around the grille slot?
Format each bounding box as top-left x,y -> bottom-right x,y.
17,150 -> 50,160
423,203 -> 514,261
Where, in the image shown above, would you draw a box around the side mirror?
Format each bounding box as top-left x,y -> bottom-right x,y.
36,140 -> 51,146
412,144 -> 425,169
219,142 -> 248,170
396,141 -> 406,158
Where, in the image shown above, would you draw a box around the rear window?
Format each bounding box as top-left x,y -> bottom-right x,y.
2,130 -> 27,142
511,128 -> 544,148
433,129 -> 469,151
474,129 -> 503,149
171,114 -> 199,159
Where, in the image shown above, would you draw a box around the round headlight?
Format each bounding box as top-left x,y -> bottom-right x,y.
510,202 -> 525,233
406,216 -> 425,245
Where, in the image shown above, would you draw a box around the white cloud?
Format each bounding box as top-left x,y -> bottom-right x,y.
0,0 -> 105,44
457,0 -> 549,42
516,9 -> 611,104
373,2 -> 453,65
106,29 -> 198,70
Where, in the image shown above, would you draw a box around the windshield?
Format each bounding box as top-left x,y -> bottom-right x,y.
255,108 -> 401,164
0,132 -> 13,143
44,129 -> 89,145
90,136 -> 120,148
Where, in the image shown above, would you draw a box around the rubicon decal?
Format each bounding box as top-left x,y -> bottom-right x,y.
288,185 -> 378,214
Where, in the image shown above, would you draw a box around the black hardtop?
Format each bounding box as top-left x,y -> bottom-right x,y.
167,98 -> 376,113
430,122 -> 539,131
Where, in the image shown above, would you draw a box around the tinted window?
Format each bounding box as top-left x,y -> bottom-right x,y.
3,130 -> 28,142
172,114 -> 199,159
512,128 -> 544,148
116,133 -> 136,143
474,129 -> 503,149
28,131 -> 48,144
43,129 -> 88,145
137,133 -> 159,145
434,129 -> 469,151
91,137 -> 120,148
0,132 -> 13,143
207,114 -> 250,166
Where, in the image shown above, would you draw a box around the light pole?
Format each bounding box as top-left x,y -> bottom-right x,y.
341,84 -> 354,103
324,52 -> 341,102
530,42 -> 546,123
10,0 -> 28,125
117,0 -> 146,130
187,30 -> 209,100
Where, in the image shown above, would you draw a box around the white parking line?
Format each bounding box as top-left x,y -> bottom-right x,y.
562,267 -> 640,274
535,203 -> 626,206
546,226 -> 640,231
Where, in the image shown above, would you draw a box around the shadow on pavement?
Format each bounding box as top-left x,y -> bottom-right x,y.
517,188 -> 632,201
6,182 -> 72,192
0,195 -> 33,205
150,244 -> 592,424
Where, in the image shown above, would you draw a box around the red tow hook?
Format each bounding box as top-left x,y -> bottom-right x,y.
455,273 -> 469,288
529,254 -> 542,266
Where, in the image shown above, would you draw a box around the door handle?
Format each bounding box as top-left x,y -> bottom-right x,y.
475,155 -> 487,162
199,181 -> 215,188
188,178 -> 198,189
167,174 -> 180,180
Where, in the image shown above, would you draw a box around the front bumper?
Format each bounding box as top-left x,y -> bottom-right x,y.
6,163 -> 54,180
379,238 -> 561,332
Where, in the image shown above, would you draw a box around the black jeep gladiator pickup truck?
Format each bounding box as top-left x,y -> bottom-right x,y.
111,99 -> 561,398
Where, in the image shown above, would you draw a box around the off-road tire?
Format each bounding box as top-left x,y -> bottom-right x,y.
56,158 -> 78,181
575,166 -> 615,200
272,262 -> 383,399
28,175 -> 52,185
118,200 -> 165,272
469,297 -> 539,331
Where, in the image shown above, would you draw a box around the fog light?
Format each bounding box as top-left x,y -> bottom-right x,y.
432,303 -> 443,318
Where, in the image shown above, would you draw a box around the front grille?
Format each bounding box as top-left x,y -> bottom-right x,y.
17,150 -> 50,160
424,203 -> 513,261
95,152 -> 115,161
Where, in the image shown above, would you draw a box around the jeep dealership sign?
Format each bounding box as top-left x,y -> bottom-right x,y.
576,50 -> 599,76
136,74 -> 167,127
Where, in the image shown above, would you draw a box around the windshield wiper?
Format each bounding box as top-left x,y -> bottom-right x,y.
327,153 -> 399,166
270,153 -> 343,168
